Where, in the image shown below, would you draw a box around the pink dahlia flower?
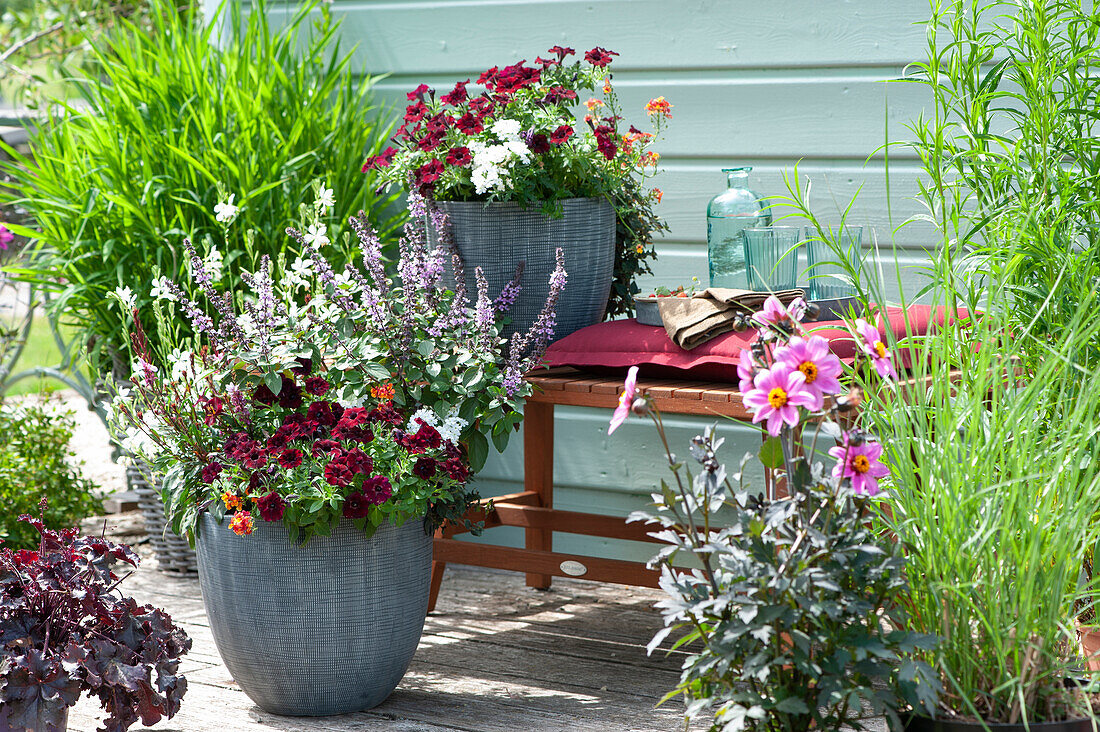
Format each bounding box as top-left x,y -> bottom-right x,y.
829,433 -> 889,496
742,363 -> 818,436
608,365 -> 639,435
773,335 -> 843,408
854,319 -> 897,380
737,348 -> 757,394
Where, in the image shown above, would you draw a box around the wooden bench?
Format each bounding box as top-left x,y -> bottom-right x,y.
428,367 -> 757,612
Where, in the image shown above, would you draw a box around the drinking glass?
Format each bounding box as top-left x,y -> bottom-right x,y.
804,226 -> 863,299
742,227 -> 801,291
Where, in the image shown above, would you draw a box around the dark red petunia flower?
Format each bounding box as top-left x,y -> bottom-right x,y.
201,462 -> 223,484
548,45 -> 575,61
476,65 -> 499,87
441,80 -> 470,106
446,146 -> 472,167
594,124 -> 617,160
243,448 -> 268,470
266,431 -> 290,451
468,96 -> 494,115
415,158 -> 446,194
292,357 -> 313,376
342,447 -> 374,477
248,470 -> 266,492
550,125 -> 574,145
417,130 -> 446,153
543,87 -> 578,105
362,475 -> 393,505
367,403 -> 404,426
406,83 -> 433,102
584,47 -> 618,67
415,421 -> 443,450
256,491 -> 286,522
534,55 -> 559,70
324,461 -> 353,487
311,439 -> 341,457
527,133 -> 550,154
304,376 -> 330,397
278,448 -> 304,469
413,456 -> 437,480
307,401 -> 340,428
454,112 -> 484,135
494,62 -> 540,94
361,146 -> 398,173
342,491 -> 371,519
276,376 -> 302,409
253,383 -> 277,406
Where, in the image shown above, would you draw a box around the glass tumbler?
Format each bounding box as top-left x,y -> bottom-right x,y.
743,227 -> 801,291
804,226 -> 863,299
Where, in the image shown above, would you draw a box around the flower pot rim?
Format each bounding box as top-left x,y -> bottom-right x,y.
433,196 -> 609,207
903,711 -> 1096,731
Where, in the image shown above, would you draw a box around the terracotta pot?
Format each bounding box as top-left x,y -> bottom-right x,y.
1077,624 -> 1100,672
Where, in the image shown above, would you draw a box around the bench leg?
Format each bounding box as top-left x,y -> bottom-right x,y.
524,401 -> 554,589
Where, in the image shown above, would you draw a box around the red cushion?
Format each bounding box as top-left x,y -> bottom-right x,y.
544,305 -> 959,382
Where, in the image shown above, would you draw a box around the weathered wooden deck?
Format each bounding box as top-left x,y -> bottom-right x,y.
68,546 -> 702,731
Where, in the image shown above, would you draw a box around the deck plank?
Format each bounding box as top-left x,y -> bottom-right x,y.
66,560 -> 704,731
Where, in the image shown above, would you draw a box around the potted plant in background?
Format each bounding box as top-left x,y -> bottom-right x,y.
611,297 -> 940,732
364,45 -> 670,338
0,0 -> 402,573
107,191 -> 566,715
0,505 -> 191,732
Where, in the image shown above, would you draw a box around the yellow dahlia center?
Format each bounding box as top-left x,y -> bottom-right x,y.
798,361 -> 818,383
767,387 -> 788,409
874,341 -> 887,358
852,455 -> 871,474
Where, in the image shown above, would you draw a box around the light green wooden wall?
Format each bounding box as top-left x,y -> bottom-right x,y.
222,0 -> 936,561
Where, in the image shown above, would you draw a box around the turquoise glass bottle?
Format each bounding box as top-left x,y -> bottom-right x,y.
706,167 -> 771,288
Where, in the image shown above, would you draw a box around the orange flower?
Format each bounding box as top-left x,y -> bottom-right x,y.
645,96 -> 672,118
635,243 -> 645,254
584,98 -> 604,111
653,188 -> 664,203
222,492 -> 243,511
371,383 -> 395,401
602,78 -> 612,94
641,151 -> 660,167
229,511 -> 254,536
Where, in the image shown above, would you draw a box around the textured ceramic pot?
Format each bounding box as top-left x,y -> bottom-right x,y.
433,197 -> 616,342
195,512 -> 432,716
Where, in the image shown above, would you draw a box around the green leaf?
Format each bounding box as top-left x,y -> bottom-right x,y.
466,430 -> 489,472
759,437 -> 784,470
774,697 -> 810,714
264,370 -> 282,394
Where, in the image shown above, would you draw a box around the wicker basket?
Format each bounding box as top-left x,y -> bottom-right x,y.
433,197 -> 616,343
127,461 -> 197,574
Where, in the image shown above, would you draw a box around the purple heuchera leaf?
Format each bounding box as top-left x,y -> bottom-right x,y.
0,511 -> 191,732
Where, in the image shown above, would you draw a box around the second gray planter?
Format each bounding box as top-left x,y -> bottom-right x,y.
195,513 -> 432,716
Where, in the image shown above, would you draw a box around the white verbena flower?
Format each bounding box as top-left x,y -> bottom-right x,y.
214,194 -> 240,224
113,285 -> 137,310
316,183 -> 335,212
490,118 -> 522,140
304,223 -> 330,248
149,276 -> 176,302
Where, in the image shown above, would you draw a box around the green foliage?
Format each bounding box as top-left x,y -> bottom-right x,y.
862,298 -> 1100,723
633,427 -> 937,732
0,0 -> 402,377
902,0 -> 1100,370
0,399 -> 101,549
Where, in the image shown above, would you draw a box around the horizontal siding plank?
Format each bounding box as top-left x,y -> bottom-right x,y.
282,1 -> 932,73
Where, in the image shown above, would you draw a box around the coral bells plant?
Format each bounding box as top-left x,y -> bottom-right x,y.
610,298 -> 940,732
0,505 -> 191,732
108,191 -> 565,543
362,45 -> 671,318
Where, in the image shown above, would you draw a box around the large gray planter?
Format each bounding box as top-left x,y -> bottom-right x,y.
195,512 -> 432,716
434,197 -> 616,342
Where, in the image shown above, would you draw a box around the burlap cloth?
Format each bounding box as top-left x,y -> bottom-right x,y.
658,288 -> 805,350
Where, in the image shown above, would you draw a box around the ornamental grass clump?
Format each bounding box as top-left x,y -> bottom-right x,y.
0,0 -> 401,378
363,45 -> 670,318
108,191 -> 565,543
0,506 -> 191,731
613,296 -> 939,732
